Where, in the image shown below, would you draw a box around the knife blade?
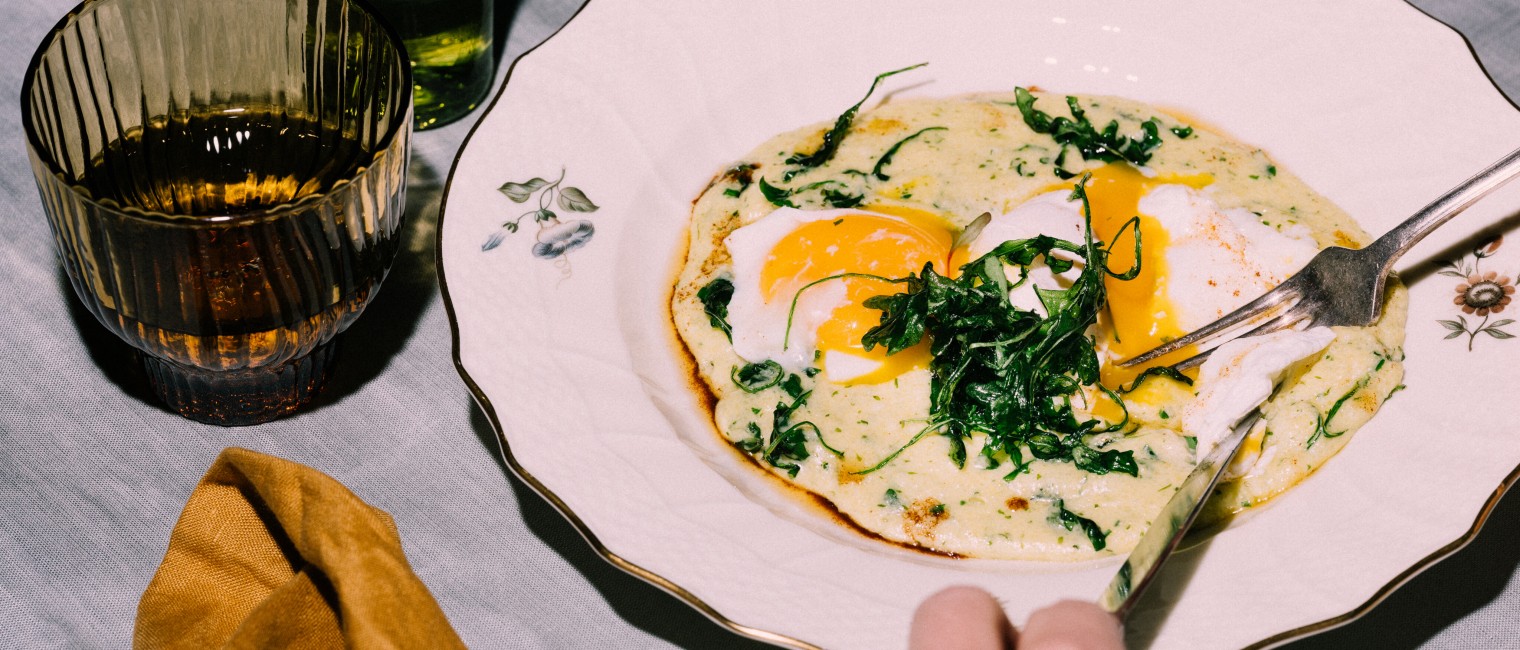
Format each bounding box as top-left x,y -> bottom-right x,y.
1097,411 -> 1261,620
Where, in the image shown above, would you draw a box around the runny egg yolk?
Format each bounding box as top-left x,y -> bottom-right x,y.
1082,163 -> 1213,389
759,206 -> 952,384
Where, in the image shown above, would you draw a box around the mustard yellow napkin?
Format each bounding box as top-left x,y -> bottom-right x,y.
134,447 -> 466,649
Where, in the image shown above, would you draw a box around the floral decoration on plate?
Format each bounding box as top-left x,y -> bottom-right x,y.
1438,236 -> 1515,349
482,169 -> 600,269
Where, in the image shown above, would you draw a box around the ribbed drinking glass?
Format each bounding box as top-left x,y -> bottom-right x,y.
22,0 -> 412,425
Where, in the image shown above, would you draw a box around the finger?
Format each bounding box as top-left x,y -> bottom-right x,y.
909,586 -> 1015,650
1019,600 -> 1124,650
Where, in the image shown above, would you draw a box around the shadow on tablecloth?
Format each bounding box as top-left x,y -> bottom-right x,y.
469,405 -> 775,649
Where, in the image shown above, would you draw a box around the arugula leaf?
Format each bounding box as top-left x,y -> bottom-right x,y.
780,374 -> 806,400
853,177 -> 1143,478
764,421 -> 810,466
1011,88 -> 1168,169
1052,499 -> 1108,551
1319,381 -> 1368,431
736,422 -> 765,452
697,277 -> 735,340
732,361 -> 783,393
821,187 -> 865,208
759,387 -> 814,477
758,178 -> 797,208
721,163 -> 758,198
1120,365 -> 1194,393
1026,432 -> 1066,459
1307,368 -> 1376,448
873,126 -> 948,181
1002,445 -> 1034,481
784,63 -> 928,178
759,178 -> 864,209
811,424 -> 845,457
731,372 -> 844,476
1072,445 -> 1139,477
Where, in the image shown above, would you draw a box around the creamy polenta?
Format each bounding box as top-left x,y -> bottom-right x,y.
670,88 -> 1405,560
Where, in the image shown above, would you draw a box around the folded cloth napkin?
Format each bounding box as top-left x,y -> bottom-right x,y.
134,447 -> 465,649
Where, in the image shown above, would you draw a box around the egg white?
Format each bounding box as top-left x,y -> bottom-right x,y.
965,190 -> 1087,315
725,206 -> 889,375
1139,185 -> 1319,330
1182,327 -> 1336,460
967,183 -> 1318,352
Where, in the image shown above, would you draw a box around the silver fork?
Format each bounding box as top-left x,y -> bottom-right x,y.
1122,146 -> 1520,371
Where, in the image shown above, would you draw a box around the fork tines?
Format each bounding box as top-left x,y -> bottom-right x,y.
1118,277 -> 1310,370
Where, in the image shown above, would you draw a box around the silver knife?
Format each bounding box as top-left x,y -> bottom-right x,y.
1097,411 -> 1261,620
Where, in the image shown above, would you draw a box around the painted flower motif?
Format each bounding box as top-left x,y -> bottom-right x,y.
1478,234 -> 1504,257
482,169 -> 601,271
1453,271 -> 1514,316
532,220 -> 595,259
1437,236 -> 1516,350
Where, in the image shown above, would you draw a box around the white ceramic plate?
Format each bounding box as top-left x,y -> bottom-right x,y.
439,1 -> 1520,647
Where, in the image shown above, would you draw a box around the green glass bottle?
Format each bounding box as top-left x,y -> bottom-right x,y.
371,0 -> 494,130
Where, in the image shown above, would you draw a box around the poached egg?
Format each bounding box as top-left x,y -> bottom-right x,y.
723,161 -> 1321,393
724,205 -> 953,384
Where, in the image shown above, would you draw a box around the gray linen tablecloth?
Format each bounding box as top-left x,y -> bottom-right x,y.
3,0 -> 1519,648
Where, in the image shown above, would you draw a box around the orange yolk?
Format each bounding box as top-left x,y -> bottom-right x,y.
1081,163 -> 1212,389
759,206 -> 952,384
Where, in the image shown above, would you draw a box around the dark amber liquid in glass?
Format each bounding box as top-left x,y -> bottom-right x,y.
64,108 -> 402,422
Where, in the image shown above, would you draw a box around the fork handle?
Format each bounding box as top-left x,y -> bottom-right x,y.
1368,145 -> 1520,272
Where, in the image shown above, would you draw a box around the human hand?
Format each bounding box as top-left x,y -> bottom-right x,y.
908,586 -> 1124,650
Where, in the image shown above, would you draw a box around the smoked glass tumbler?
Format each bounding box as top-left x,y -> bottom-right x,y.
22,0 -> 412,425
